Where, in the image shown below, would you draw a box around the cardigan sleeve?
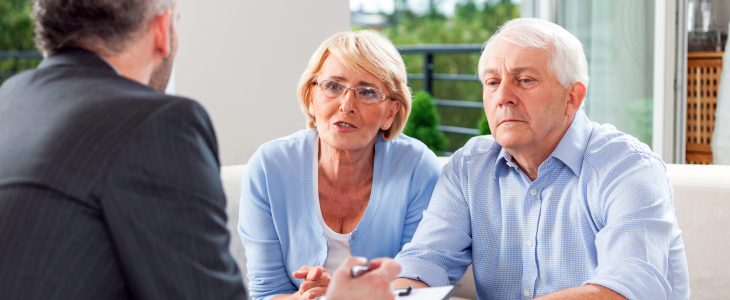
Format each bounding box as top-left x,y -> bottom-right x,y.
238,149 -> 298,300
400,148 -> 442,249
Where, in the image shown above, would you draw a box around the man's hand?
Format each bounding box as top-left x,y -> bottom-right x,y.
325,257 -> 401,300
292,265 -> 332,299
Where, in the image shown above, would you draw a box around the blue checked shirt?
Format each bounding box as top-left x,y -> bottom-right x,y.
395,110 -> 690,300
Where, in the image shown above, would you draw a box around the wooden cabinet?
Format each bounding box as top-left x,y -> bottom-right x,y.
686,52 -> 721,164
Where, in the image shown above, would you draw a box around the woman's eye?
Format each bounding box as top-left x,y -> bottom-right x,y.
327,83 -> 342,90
487,81 -> 499,86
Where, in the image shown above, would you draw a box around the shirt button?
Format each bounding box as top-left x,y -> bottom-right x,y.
506,161 -> 513,167
351,234 -> 356,240
530,189 -> 537,196
524,290 -> 531,297
527,239 -> 534,247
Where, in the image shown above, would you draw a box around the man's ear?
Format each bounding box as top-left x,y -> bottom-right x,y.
566,81 -> 586,116
151,10 -> 172,58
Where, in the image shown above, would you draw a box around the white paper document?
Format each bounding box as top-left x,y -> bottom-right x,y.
395,285 -> 455,299
316,285 -> 456,300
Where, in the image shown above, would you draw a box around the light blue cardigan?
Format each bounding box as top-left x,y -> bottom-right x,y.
238,130 -> 441,300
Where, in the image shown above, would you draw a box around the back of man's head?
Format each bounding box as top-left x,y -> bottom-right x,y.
32,0 -> 175,57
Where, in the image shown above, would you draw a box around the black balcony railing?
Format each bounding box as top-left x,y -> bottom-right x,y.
2,48 -> 487,138
396,44 -> 484,136
0,51 -> 43,80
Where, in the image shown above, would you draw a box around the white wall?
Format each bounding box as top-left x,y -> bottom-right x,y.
175,0 -> 351,166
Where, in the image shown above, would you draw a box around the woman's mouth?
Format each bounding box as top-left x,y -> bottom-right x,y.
334,121 -> 357,129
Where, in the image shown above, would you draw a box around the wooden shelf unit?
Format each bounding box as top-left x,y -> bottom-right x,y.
686,52 -> 721,164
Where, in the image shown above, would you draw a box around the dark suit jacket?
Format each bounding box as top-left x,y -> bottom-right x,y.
0,48 -> 247,300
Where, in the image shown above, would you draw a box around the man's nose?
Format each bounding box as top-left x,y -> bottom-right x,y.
495,80 -> 518,107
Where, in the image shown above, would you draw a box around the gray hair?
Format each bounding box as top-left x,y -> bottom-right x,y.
478,18 -> 589,89
32,0 -> 176,56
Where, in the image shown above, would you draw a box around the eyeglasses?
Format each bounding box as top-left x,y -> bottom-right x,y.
313,80 -> 394,104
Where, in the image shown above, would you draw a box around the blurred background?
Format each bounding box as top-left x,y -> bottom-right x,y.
2,0 -> 728,165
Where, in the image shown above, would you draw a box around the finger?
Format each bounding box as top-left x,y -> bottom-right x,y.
293,265 -> 314,278
306,266 -> 323,281
300,287 -> 327,299
334,256 -> 368,277
299,274 -> 331,292
364,258 -> 401,281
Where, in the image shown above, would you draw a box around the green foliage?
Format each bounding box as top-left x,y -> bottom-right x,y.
372,0 -> 519,152
478,114 -> 491,135
0,0 -> 34,50
405,90 -> 449,153
1,0 -> 38,85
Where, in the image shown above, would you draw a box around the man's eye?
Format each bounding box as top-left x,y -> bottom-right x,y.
521,79 -> 532,83
487,81 -> 499,86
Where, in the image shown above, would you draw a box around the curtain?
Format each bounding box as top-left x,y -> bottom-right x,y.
556,0 -> 656,147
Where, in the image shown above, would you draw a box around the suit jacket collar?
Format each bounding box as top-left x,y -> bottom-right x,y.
37,47 -> 119,76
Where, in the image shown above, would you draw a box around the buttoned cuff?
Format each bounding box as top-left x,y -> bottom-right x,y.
584,259 -> 671,300
394,256 -> 451,287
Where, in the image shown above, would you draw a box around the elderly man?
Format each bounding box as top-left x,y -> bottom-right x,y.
0,0 -> 399,299
393,18 -> 690,300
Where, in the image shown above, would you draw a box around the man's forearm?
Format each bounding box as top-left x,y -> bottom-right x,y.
536,284 -> 626,300
392,277 -> 429,289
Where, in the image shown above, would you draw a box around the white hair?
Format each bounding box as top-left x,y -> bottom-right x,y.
478,18 -> 589,89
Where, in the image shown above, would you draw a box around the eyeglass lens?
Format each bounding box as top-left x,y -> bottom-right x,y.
319,80 -> 385,104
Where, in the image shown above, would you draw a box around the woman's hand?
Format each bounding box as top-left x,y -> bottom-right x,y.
292,265 -> 332,299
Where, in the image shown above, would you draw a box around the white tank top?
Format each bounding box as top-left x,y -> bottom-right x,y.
312,134 -> 353,272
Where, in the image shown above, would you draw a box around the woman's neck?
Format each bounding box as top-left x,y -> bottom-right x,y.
317,137 -> 376,188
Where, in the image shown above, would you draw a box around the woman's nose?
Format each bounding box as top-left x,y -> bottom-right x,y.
339,88 -> 358,114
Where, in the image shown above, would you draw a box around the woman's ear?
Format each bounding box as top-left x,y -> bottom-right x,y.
383,101 -> 401,130
308,88 -> 316,117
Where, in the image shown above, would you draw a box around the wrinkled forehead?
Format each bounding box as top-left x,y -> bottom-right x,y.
481,39 -> 551,75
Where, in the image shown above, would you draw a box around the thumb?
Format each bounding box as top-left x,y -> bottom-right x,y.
364,258 -> 401,282
334,256 -> 368,277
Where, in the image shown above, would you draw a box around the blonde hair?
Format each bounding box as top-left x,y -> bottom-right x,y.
297,30 -> 411,141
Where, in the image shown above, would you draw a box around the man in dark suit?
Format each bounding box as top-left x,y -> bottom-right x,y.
0,0 -> 402,299
0,0 -> 246,299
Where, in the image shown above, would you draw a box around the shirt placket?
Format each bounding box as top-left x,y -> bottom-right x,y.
520,180 -> 541,299
519,158 -> 554,299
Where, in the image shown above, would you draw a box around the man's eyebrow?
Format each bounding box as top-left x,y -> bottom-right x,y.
482,66 -> 542,76
509,67 -> 542,75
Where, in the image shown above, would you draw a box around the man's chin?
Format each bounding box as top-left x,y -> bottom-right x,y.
494,132 -> 530,150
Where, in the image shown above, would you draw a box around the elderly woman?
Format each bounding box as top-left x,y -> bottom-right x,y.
238,30 -> 442,300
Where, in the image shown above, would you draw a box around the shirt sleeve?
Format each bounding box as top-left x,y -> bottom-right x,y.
584,153 -> 681,300
238,149 -> 298,300
100,100 -> 247,300
400,149 -> 443,249
395,152 -> 473,287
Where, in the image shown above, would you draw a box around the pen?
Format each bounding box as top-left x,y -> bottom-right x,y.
350,265 -> 370,277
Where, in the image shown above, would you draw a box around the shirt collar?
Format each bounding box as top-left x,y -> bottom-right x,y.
493,109 -> 592,177
549,109 -> 592,177
96,54 -> 121,75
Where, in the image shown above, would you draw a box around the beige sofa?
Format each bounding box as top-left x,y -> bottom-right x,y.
222,162 -> 730,299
